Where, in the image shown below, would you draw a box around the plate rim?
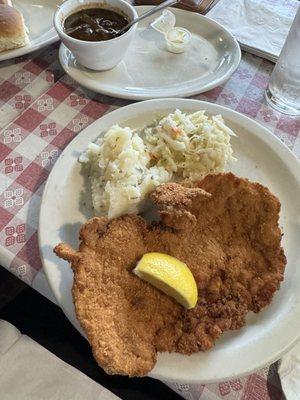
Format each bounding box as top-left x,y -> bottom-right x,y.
58,6 -> 241,100
39,98 -> 300,383
0,33 -> 59,62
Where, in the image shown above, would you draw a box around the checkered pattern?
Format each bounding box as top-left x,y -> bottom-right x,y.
165,364 -> 284,399
0,43 -> 63,131
0,44 -> 299,399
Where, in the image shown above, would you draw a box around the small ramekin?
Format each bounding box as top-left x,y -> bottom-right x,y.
54,0 -> 138,71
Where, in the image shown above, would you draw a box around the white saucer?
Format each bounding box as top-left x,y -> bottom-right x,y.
59,7 -> 241,100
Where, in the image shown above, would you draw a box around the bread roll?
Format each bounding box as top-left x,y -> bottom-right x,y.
0,3 -> 29,52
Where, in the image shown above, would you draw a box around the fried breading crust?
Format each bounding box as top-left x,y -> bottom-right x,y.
54,173 -> 286,377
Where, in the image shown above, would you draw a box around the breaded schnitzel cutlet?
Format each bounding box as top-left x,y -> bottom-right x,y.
54,173 -> 286,377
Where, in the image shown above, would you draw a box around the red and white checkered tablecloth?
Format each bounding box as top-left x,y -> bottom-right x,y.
1,43 -> 299,399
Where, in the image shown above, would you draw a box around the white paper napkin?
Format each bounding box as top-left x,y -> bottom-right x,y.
279,341 -> 300,400
0,320 -> 120,400
207,0 -> 299,62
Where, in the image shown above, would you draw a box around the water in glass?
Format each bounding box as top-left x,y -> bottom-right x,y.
265,7 -> 300,115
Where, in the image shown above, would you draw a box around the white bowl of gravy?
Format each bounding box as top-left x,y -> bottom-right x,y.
54,0 -> 138,71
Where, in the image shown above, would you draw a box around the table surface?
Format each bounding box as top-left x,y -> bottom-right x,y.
0,42 -> 299,400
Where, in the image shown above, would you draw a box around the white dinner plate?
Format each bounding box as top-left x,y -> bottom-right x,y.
59,7 -> 241,100
0,0 -> 62,62
39,98 -> 300,383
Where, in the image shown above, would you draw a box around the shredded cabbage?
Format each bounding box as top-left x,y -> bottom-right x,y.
144,109 -> 236,181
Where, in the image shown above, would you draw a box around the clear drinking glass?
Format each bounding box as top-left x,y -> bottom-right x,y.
265,7 -> 300,116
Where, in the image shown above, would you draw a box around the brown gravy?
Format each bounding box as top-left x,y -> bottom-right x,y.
64,8 -> 129,41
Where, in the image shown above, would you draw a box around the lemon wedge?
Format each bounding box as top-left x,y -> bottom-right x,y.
133,252 -> 198,309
